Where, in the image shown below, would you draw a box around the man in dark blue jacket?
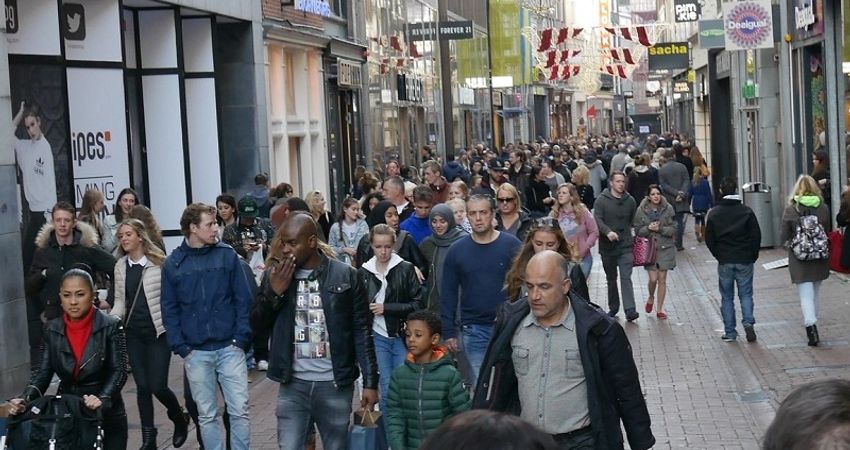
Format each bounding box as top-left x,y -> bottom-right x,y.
474,251 -> 655,450
252,213 -> 378,450
161,203 -> 253,450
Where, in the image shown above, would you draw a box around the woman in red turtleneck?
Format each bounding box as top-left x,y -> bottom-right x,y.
8,268 -> 129,450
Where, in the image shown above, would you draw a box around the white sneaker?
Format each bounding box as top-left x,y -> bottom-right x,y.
257,360 -> 269,371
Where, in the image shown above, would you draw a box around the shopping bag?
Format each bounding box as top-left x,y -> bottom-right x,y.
829,230 -> 850,273
348,409 -> 387,450
632,236 -> 657,266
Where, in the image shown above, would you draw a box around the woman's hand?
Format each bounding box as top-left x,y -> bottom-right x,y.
83,395 -> 102,410
7,398 -> 26,415
369,303 -> 384,315
343,247 -> 356,257
414,267 -> 425,284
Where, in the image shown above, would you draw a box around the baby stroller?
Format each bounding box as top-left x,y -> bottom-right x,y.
3,394 -> 103,450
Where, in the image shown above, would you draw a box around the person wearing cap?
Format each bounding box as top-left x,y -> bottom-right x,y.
222,196 -> 277,261
471,159 -> 508,198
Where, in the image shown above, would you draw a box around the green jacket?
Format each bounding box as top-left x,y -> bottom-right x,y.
386,348 -> 471,450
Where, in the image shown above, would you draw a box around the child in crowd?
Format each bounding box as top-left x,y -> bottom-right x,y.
386,310 -> 470,450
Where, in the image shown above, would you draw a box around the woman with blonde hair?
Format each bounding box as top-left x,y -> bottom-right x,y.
112,218 -> 190,449
447,180 -> 469,201
780,174 -> 831,346
494,183 -> 533,241
78,188 -> 117,253
305,190 -> 333,241
550,183 -> 599,277
571,165 -> 595,209
129,204 -> 165,251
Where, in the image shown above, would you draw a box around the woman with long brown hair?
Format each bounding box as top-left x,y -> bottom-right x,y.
550,183 -> 598,277
78,188 -> 117,253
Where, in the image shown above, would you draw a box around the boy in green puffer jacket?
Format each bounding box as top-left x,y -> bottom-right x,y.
386,310 -> 471,450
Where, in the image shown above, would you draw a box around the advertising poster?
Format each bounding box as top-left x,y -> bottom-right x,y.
794,0 -> 823,41
66,68 -> 130,213
723,0 -> 774,51
63,0 -> 123,62
9,63 -> 71,271
5,0 -> 62,56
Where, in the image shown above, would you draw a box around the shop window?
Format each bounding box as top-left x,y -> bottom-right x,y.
332,0 -> 348,18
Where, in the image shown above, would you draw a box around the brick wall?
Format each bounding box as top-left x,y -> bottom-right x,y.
262,0 -> 324,29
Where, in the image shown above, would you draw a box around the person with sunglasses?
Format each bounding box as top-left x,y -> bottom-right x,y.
633,185 -> 677,320
495,183 -> 533,242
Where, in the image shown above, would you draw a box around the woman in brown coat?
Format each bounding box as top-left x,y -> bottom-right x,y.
780,175 -> 831,346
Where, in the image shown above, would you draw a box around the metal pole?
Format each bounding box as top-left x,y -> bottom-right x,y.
823,0 -> 843,223
438,0 -> 453,160
486,0 -> 498,150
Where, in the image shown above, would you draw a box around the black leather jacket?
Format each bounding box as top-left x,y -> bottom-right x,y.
359,260 -> 425,338
23,310 -> 128,414
252,254 -> 379,389
356,231 -> 429,278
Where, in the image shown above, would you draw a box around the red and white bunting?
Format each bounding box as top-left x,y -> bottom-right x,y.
395,57 -> 407,67
548,65 -> 560,80
609,48 -> 636,65
556,27 -> 584,45
390,35 -> 406,53
538,28 -> 554,52
604,26 -> 652,47
603,64 -> 629,79
409,42 -> 423,58
560,49 -> 581,63
545,51 -> 557,68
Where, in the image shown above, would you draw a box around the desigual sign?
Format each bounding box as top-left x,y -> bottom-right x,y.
648,42 -> 690,70
722,0 -> 773,50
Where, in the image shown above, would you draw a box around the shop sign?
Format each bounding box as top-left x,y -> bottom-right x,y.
794,0 -> 823,40
5,0 -> 18,33
674,0 -> 700,23
458,87 -> 475,105
407,20 -> 473,42
294,0 -> 332,17
673,81 -> 690,93
337,59 -> 361,88
648,42 -> 690,70
6,0 -> 61,55
396,74 -> 422,103
698,19 -> 725,49
715,50 -> 731,78
722,0 -> 773,51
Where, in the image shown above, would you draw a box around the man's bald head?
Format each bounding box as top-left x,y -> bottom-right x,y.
282,211 -> 319,239
278,212 -> 320,268
526,250 -> 570,280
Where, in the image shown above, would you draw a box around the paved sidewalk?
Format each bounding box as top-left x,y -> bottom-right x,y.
117,226 -> 850,450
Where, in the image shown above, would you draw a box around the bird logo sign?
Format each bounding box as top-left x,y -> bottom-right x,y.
61,3 -> 86,41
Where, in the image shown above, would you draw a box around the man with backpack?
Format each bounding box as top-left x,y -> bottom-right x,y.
705,177 -> 761,343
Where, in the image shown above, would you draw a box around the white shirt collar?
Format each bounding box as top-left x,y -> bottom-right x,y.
128,255 -> 148,267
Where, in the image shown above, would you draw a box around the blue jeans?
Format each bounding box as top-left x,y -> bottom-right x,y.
718,263 -> 755,337
580,255 -> 593,279
462,324 -> 493,388
184,346 -> 250,450
276,379 -> 354,450
374,333 -> 407,412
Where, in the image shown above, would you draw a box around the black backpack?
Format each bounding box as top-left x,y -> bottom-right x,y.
7,395 -> 101,450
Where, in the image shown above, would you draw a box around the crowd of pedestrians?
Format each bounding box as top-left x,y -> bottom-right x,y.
10,130 -> 849,450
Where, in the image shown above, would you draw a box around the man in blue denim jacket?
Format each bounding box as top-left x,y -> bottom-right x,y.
161,203 -> 253,450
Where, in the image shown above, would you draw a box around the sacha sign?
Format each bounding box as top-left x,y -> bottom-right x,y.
648,42 -> 690,71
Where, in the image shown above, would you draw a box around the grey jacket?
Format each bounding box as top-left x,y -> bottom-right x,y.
593,188 -> 637,256
657,160 -> 690,214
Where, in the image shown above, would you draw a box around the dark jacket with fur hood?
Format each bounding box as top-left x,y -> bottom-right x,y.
26,221 -> 117,320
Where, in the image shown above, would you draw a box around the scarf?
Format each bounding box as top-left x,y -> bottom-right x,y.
64,307 -> 95,379
428,204 -> 465,247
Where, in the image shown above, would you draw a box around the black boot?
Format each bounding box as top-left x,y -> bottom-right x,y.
139,427 -> 157,450
169,408 -> 191,448
806,325 -> 820,346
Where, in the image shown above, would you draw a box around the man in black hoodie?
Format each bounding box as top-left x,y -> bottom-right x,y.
705,177 -> 761,343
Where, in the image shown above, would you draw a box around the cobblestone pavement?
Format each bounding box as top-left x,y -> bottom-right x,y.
120,227 -> 850,449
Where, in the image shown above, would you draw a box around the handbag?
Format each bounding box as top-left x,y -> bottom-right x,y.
347,408 -> 387,450
829,230 -> 850,273
632,236 -> 658,266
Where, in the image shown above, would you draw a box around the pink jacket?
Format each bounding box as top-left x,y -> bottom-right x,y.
557,207 -> 599,259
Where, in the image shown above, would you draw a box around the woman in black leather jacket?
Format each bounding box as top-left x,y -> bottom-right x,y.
9,268 -> 128,450
359,224 -> 425,412
356,200 -> 429,279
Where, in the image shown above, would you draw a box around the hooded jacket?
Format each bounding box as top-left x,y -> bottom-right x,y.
780,196 -> 831,284
443,161 -> 469,184
705,196 -> 761,264
160,240 -> 254,357
593,188 -> 637,256
386,348 -> 471,450
633,197 -> 677,250
581,159 -> 608,199
627,165 -> 659,201
251,254 -> 379,389
360,253 -> 425,338
357,200 -> 429,276
473,294 -> 655,450
27,221 -> 117,320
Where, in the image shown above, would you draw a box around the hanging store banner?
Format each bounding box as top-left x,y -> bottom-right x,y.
794,0 -> 823,41
648,42 -> 690,70
674,0 -> 701,22
723,0 -> 773,51
488,0 -> 532,86
66,68 -> 130,212
698,19 -> 726,49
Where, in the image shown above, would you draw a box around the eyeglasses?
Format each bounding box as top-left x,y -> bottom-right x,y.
497,197 -> 516,203
532,217 -> 558,230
